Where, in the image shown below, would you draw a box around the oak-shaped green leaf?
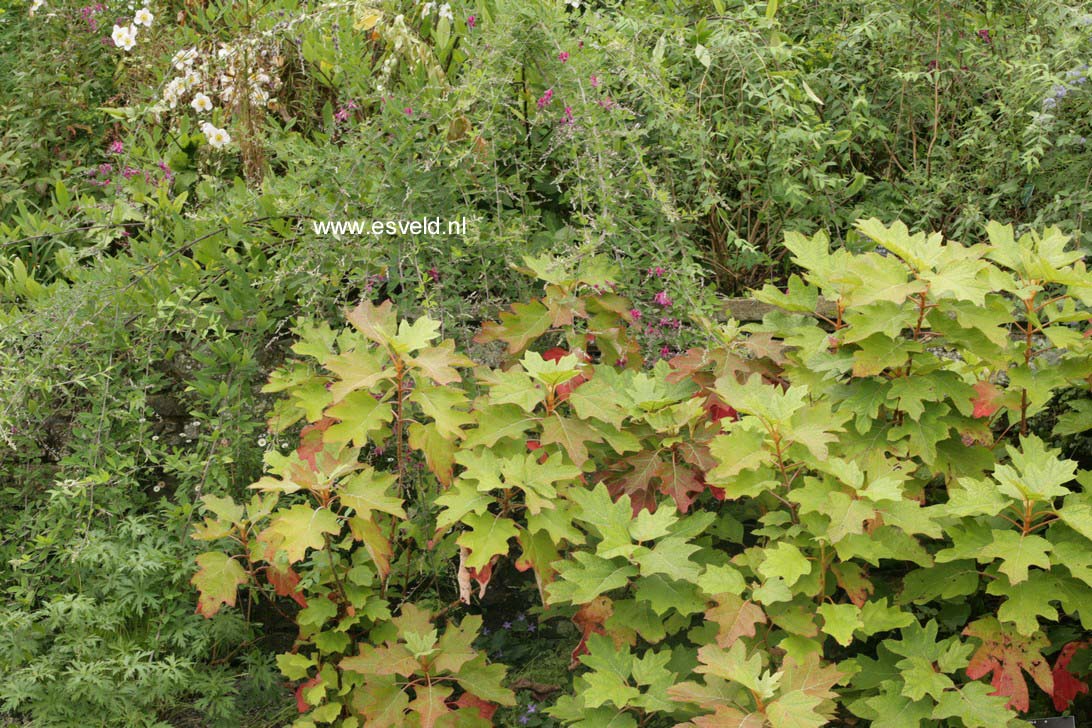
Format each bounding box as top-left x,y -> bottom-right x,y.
263,504 -> 342,564
407,681 -> 452,727
569,483 -> 635,559
899,656 -> 954,701
475,301 -> 552,354
454,655 -> 516,705
351,675 -> 409,728
192,551 -> 248,617
462,403 -> 538,449
976,530 -> 1052,584
409,384 -> 473,439
347,299 -> 397,346
569,372 -> 629,428
766,689 -> 826,728
758,542 -> 812,587
326,347 -> 389,403
407,421 -> 457,486
695,641 -> 780,701
407,338 -> 472,385
817,603 -> 862,647
337,467 -> 405,519
930,683 -> 1014,728
435,480 -> 493,530
547,552 -> 637,605
863,689 -> 933,728
324,390 -> 393,447
993,435 -> 1076,501
480,367 -> 545,412
391,316 -> 441,354
634,536 -> 701,582
456,513 -> 519,570
540,414 -> 603,468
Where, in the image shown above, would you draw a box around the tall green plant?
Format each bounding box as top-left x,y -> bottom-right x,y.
195,222 -> 1092,726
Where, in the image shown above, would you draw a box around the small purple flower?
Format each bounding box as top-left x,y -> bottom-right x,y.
122,166 -> 140,180
537,89 -> 554,109
653,291 -> 672,307
561,105 -> 573,124
977,28 -> 991,43
660,345 -> 671,358
467,15 -> 475,28
518,716 -> 529,725
108,140 -> 123,154
526,703 -> 538,713
648,266 -> 666,277
527,623 -> 536,632
590,74 -> 599,87
629,308 -> 642,321
558,51 -> 569,63
502,621 -> 512,629
517,613 -> 526,621
428,266 -> 440,283
404,107 -> 413,116
481,626 -> 490,635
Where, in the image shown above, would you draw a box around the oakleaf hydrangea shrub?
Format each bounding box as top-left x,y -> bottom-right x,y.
194,220 -> 1092,726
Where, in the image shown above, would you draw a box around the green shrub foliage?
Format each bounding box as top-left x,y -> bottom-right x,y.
194,221 -> 1092,726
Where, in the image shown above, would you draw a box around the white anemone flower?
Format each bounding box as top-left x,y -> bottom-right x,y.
29,0 -> 45,17
438,3 -> 453,21
112,24 -> 137,51
203,125 -> 231,149
191,93 -> 213,113
133,8 -> 153,26
171,47 -> 197,69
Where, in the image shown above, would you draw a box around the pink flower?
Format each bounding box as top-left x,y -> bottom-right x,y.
977,28 -> 991,43
537,89 -> 554,109
109,141 -> 123,154
561,106 -> 573,124
558,51 -> 569,63
404,107 -> 413,116
629,308 -> 642,321
467,15 -> 475,28
590,74 -> 599,87
659,345 -> 671,358
428,266 -> 440,283
653,291 -> 672,307
648,266 -> 666,277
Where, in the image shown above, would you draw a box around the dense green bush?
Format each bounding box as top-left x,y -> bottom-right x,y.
194,222 -> 1092,726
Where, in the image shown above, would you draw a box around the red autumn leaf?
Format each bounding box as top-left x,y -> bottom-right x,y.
706,398 -> 740,423
295,675 -> 321,712
297,416 -> 336,468
604,451 -> 662,515
541,347 -> 569,362
454,692 -> 497,721
1050,641 -> 1089,711
467,558 -> 495,593
570,596 -> 612,668
964,618 -> 1053,712
971,381 -> 1003,419
267,565 -> 308,609
655,459 -> 707,513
